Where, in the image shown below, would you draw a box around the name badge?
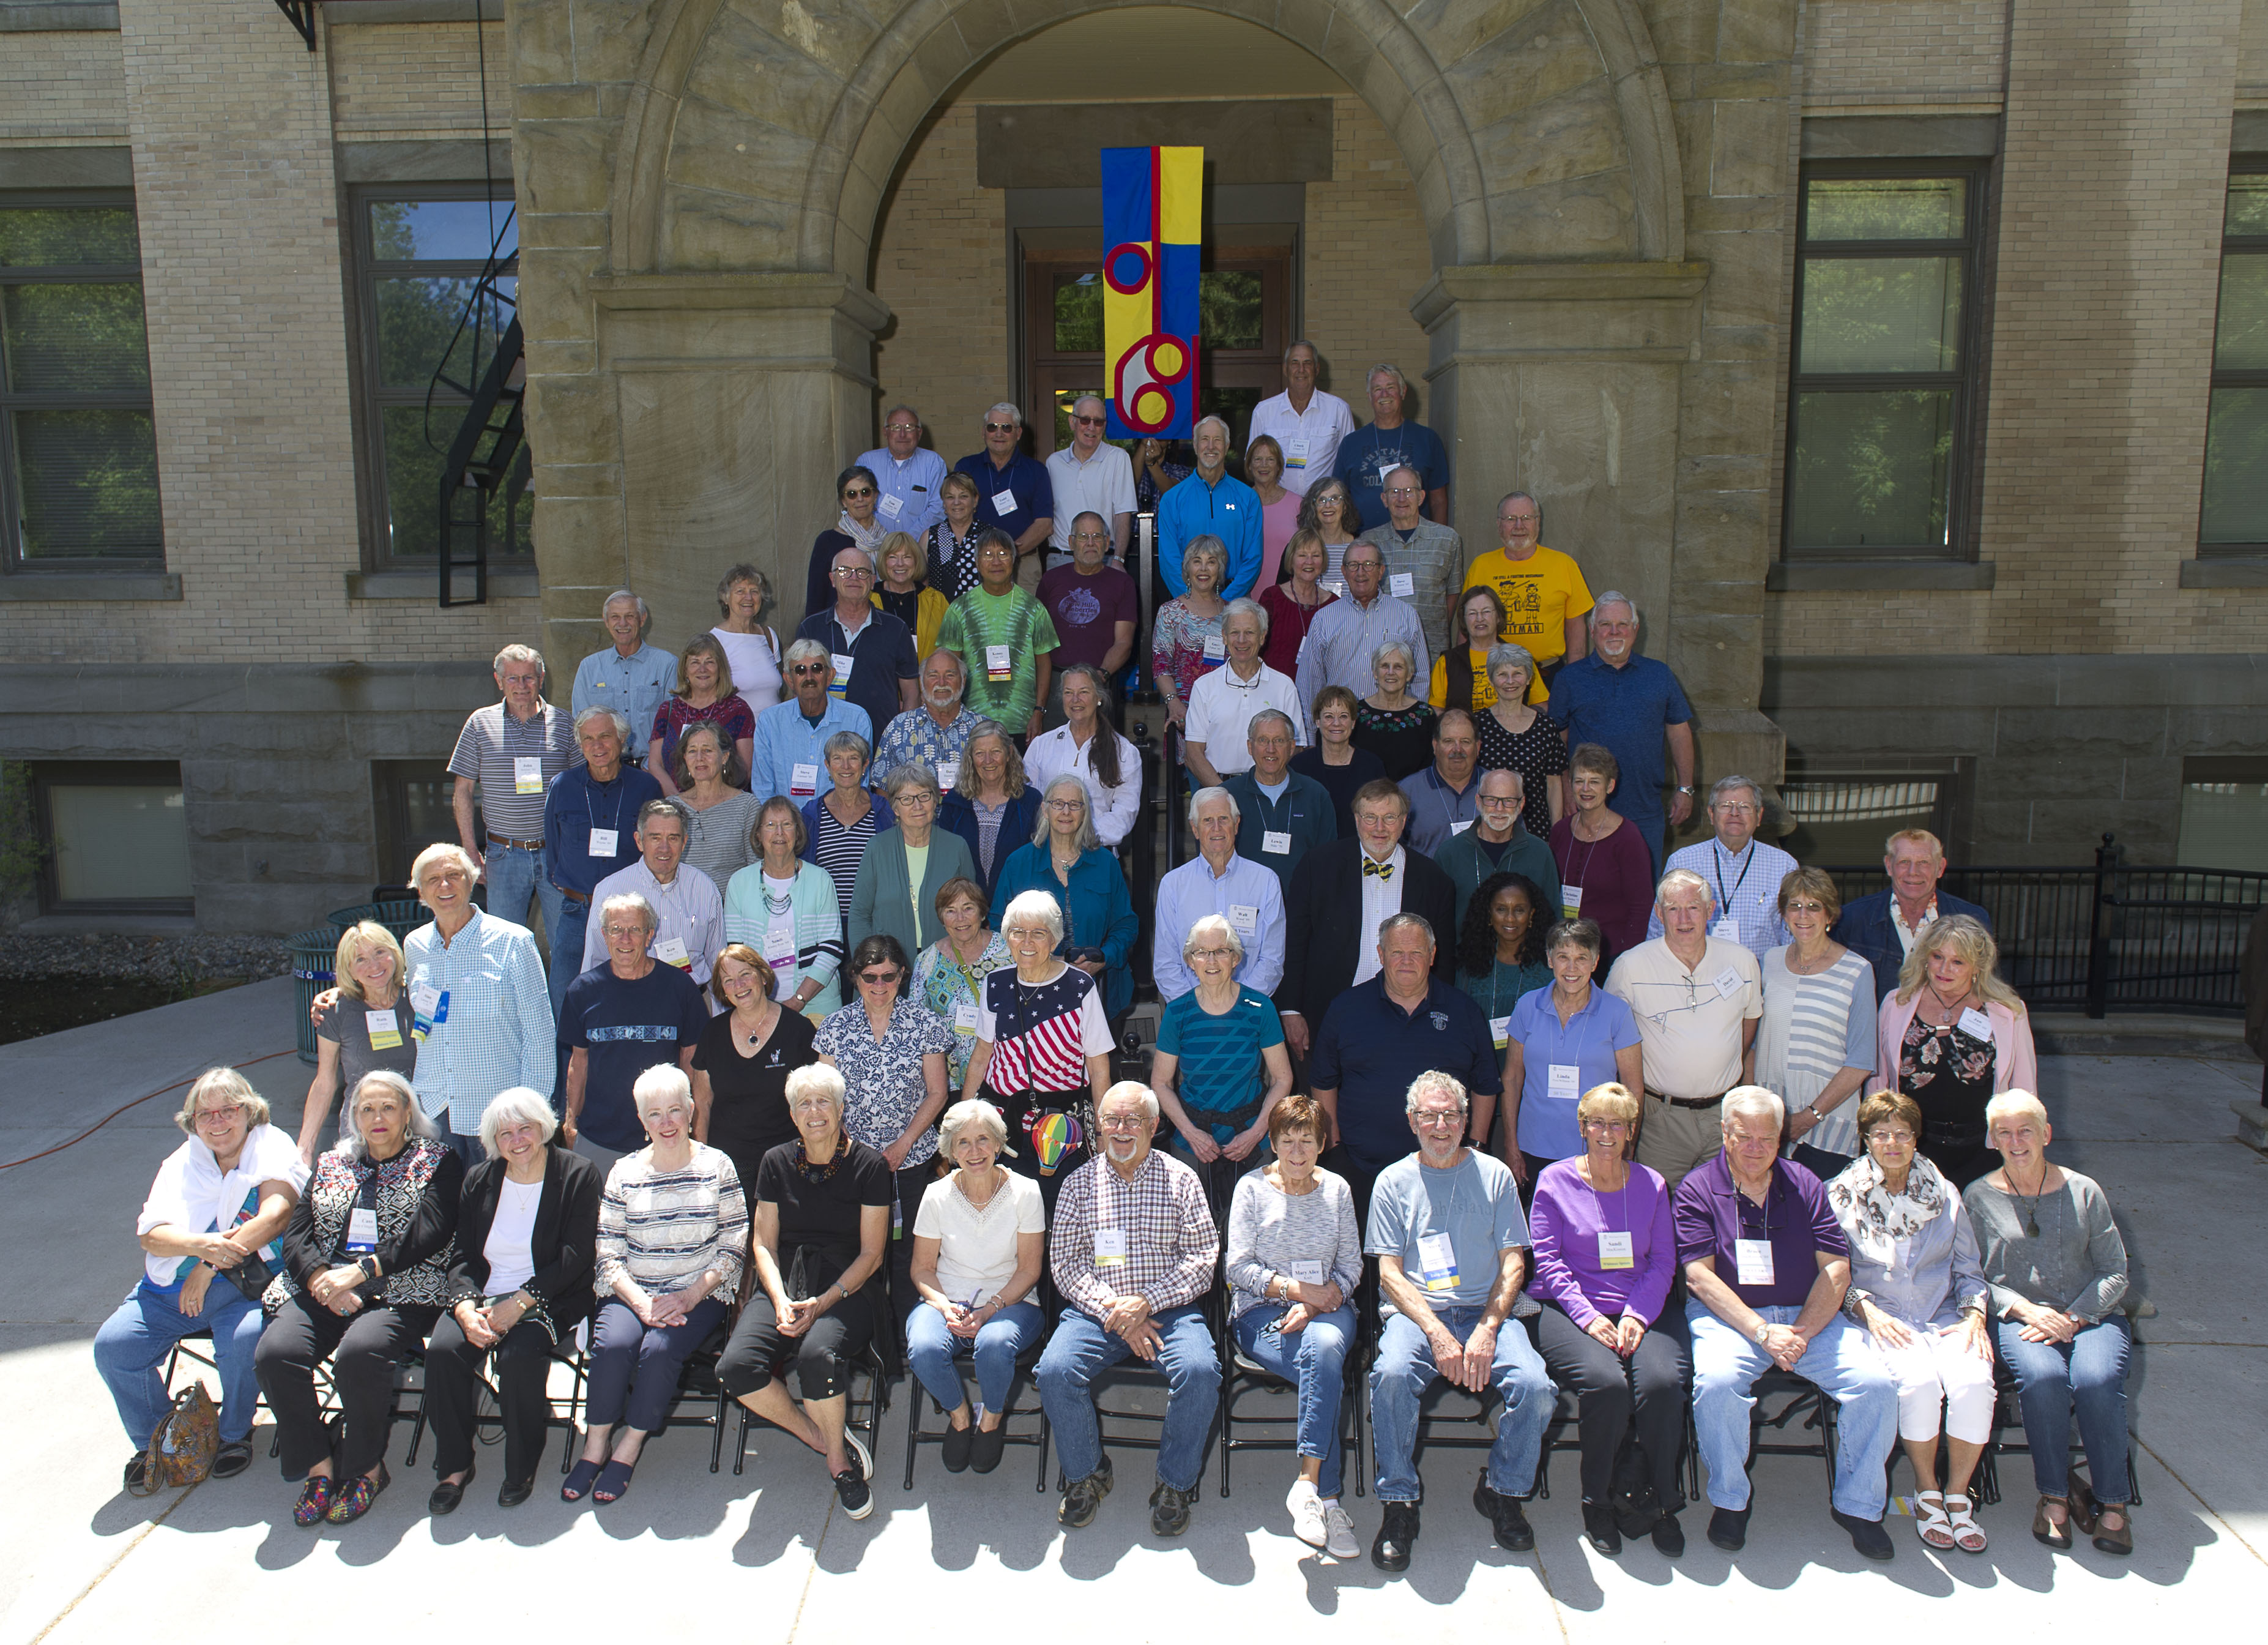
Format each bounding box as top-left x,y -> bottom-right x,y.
1711,917 -> 1739,942
1284,438 -> 1310,469
513,755 -> 545,794
588,827 -> 619,859
1415,1230 -> 1460,1292
954,1002 -> 981,1033
1229,903 -> 1259,935
790,763 -> 820,797
1202,633 -> 1225,661
1713,966 -> 1744,1001
985,643 -> 1013,682
991,488 -> 1018,516
1388,572 -> 1416,598
1734,1238 -> 1775,1288
936,759 -> 961,791
655,936 -> 691,969
1548,1063 -> 1580,1102
877,493 -> 903,520
1490,1014 -> 1511,1050
830,653 -> 856,693
1561,883 -> 1583,919
1295,634 -> 1310,665
1598,1231 -> 1635,1271
1262,829 -> 1292,855
345,1207 -> 380,1255
1449,819 -> 1474,836
1958,1007 -> 1994,1041
764,930 -> 798,994
1290,1258 -> 1325,1285
365,1008 -> 402,1050
410,982 -> 446,1040
1093,1228 -> 1128,1269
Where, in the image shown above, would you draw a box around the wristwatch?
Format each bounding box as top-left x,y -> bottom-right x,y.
1676,785 -> 1695,794
357,1255 -> 381,1283
1750,1319 -> 1771,1345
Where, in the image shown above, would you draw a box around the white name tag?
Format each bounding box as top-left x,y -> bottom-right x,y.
1734,1238 -> 1776,1289
1598,1231 -> 1635,1270
588,827 -> 619,858
411,982 -> 442,1020
1295,633 -> 1310,665
1561,883 -> 1583,918
1711,917 -> 1739,942
1229,903 -> 1259,935
991,488 -> 1018,516
1093,1228 -> 1128,1269
1389,572 -> 1415,597
877,493 -> 903,520
936,759 -> 960,791
1284,438 -> 1310,469
1713,966 -> 1744,1001
346,1207 -> 380,1253
1958,1007 -> 1994,1041
655,936 -> 691,969
954,1002 -> 981,1033
365,1008 -> 401,1050
1416,1230 -> 1460,1292
1290,1258 -> 1325,1285
1490,1014 -> 1511,1050
985,643 -> 1013,682
790,763 -> 820,797
1202,633 -> 1226,661
1262,829 -> 1292,854
1548,1063 -> 1580,1102
1449,819 -> 1473,836
513,755 -> 545,794
831,652 -> 856,685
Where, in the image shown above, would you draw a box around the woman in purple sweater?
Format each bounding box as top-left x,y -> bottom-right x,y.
1528,1080 -> 1689,1557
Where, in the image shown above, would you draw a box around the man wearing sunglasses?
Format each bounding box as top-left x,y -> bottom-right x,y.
952,401 -> 1055,592
1046,395 -> 1135,565
749,639 -> 874,806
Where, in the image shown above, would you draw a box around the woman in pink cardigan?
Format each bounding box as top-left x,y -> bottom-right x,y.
1876,915 -> 2037,1189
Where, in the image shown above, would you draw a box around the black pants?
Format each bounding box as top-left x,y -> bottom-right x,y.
720,1286 -> 876,1403
1533,1299 -> 1689,1510
255,1293 -> 437,1480
424,1310 -> 568,1483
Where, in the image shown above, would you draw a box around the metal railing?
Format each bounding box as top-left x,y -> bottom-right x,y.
1824,835 -> 2268,1017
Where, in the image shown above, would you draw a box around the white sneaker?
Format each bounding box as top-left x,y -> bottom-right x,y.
1287,1478 -> 1327,1548
1322,1500 -> 1359,1560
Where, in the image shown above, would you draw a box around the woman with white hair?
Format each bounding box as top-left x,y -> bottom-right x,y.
424,1087 -> 604,1513
567,1065 -> 746,1506
95,1067 -> 306,1491
255,1071 -> 462,1527
908,1099 -> 1047,1473
987,773 -> 1139,1020
1354,636 -> 1437,780
1153,912 -> 1293,1218
960,888 -> 1117,1214
1963,1091 -> 2135,1555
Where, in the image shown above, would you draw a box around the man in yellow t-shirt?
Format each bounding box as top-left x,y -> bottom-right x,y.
1460,491 -> 1594,688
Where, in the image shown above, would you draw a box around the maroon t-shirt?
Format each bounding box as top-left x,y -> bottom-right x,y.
1036,564 -> 1140,674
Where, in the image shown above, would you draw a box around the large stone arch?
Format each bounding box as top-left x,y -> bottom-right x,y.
604,0 -> 1686,282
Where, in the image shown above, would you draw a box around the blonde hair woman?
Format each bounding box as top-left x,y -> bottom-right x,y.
302,920 -> 414,1163
1876,915 -> 2036,1188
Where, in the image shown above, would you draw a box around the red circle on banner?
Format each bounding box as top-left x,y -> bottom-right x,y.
1103,242 -> 1153,294
1112,332 -> 1196,435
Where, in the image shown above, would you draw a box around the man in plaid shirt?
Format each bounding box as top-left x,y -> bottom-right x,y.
1037,1081 -> 1221,1538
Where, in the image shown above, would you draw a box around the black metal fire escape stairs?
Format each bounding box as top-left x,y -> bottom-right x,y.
431,211 -> 527,608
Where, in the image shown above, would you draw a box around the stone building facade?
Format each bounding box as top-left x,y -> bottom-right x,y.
0,0 -> 2262,930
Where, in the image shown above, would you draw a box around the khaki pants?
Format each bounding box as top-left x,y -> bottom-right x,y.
1635,1094 -> 1723,1193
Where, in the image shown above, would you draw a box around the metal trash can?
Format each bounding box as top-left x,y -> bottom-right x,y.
290,927 -> 340,1066
327,899 -> 426,947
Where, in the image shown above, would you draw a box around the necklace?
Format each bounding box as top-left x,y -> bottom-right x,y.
2007,1163 -> 2049,1237
738,1004 -> 775,1047
794,1141 -> 843,1183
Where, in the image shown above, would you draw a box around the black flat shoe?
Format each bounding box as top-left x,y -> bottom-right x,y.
1833,1508 -> 1896,1562
1473,1474 -> 1534,1553
1582,1502 -> 1623,1556
211,1440 -> 254,1480
428,1464 -> 474,1515
1708,1505 -> 1751,1552
941,1421 -> 975,1473
1652,1513 -> 1686,1557
498,1477 -> 535,1509
968,1425 -> 1007,1474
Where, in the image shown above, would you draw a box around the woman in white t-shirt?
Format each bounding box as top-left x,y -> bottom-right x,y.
712,562 -> 785,711
907,1098 -> 1046,1476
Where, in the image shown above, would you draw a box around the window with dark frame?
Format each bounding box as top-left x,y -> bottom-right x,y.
370,759 -> 467,889
2200,161 -> 2268,553
1779,756 -> 1963,868
29,760 -> 193,915
0,192 -> 162,570
349,187 -> 526,569
1783,165 -> 1984,559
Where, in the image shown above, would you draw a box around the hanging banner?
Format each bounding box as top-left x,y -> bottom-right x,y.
1101,145 -> 1202,441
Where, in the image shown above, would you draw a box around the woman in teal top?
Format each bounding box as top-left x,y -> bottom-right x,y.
849,763 -> 976,958
987,774 -> 1139,1020
1454,871 -> 1552,1046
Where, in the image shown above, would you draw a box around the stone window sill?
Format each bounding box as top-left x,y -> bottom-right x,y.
1765,559 -> 1996,592
347,567 -> 538,600
2179,558 -> 2268,588
0,570 -> 180,601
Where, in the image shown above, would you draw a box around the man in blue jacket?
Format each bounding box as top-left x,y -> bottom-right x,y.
1829,828 -> 1993,1001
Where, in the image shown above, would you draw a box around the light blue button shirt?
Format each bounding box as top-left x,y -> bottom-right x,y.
1153,851 -> 1286,1002
749,697 -> 874,805
855,446 -> 948,540
404,906 -> 557,1132
571,643 -> 679,758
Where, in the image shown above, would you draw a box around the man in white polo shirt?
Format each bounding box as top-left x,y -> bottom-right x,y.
1247,340 -> 1355,497
1184,598 -> 1305,787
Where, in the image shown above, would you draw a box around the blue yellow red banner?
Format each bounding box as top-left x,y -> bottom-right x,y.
1101,145 -> 1202,441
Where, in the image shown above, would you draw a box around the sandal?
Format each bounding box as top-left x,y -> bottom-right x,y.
560,1458 -> 603,1502
1914,1490 -> 1955,1550
2032,1493 -> 2072,1550
292,1474 -> 336,1528
2089,1503 -> 2133,1556
1944,1493 -> 1988,1553
592,1457 -> 637,1504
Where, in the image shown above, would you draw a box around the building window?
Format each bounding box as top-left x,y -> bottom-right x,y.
1783,166 -> 1983,559
1779,758 -> 1960,866
2201,163 -> 2268,553
2176,758 -> 2268,870
0,193 -> 162,569
370,759 -> 463,889
349,188 -> 525,568
30,761 -> 192,913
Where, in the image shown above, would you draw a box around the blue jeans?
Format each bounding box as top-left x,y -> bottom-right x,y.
481,843 -> 565,963
1997,1314 -> 2132,1501
905,1299 -> 1044,1416
1688,1302 -> 1898,1518
1038,1304 -> 1219,1493
548,894 -> 589,1023
1369,1305 -> 1553,1502
93,1280 -> 266,1446
429,1106 -> 487,1172
1233,1302 -> 1355,1497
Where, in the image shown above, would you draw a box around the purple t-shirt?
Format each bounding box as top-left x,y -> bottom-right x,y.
1035,563 -> 1139,674
1673,1152 -> 1846,1310
1530,1158 -> 1676,1329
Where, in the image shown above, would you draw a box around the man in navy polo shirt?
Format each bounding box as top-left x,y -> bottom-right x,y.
1224,709 -> 1336,898
1307,911 -> 1501,1221
1548,591 -> 1695,877
953,401 -> 1054,593
560,891 -> 710,1173
544,707 -> 663,1022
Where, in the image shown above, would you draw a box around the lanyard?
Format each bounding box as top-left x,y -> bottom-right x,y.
584,774 -> 627,838
1712,841 -> 1757,912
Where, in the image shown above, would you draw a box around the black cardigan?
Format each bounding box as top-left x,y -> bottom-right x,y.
446,1144 -> 604,1330
1278,837 -> 1458,1027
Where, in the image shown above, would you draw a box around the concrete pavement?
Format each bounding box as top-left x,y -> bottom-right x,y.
1,977 -> 2260,1641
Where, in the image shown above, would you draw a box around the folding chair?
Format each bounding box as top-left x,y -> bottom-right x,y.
1216,1318 -> 1364,1499
733,1339 -> 892,1475
902,1333 -> 1051,1492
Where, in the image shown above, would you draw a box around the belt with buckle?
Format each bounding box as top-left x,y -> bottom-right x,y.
486,831 -> 544,851
1646,1087 -> 1727,1111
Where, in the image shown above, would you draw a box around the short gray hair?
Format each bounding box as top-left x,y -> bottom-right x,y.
1656,867 -> 1714,909
1221,595 -> 1270,640
1183,911 -> 1244,967
478,1087 -> 559,1158
1378,911 -> 1435,949
1404,1070 -> 1468,1118
986,401 -> 1024,427
493,643 -> 545,677
1099,1079 -> 1161,1126
783,1062 -> 846,1115
1247,709 -> 1296,743
601,588 -> 649,622
573,706 -> 632,745
883,761 -> 940,802
1366,363 -> 1409,396
599,891 -> 658,934
783,636 -> 830,671
343,1071 -> 439,1158
1709,774 -> 1763,811
412,843 -> 479,893
1186,784 -> 1240,827
939,1097 -> 1014,1158
1192,414 -> 1232,444
1370,638 -> 1417,676
174,1066 -> 272,1136
1722,1086 -> 1785,1135
1589,591 -> 1638,629
1001,888 -> 1065,945
823,729 -> 872,766
1486,643 -> 1537,686
1984,1089 -> 2050,1132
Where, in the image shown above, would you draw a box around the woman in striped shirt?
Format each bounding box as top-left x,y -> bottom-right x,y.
958,890 -> 1117,1218
801,730 -> 894,933
1757,867 -> 1878,1181
566,1065 -> 747,1506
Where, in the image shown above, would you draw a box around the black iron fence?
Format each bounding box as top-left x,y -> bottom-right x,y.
1825,835 -> 2268,1017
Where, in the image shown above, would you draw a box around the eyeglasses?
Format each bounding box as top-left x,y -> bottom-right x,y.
195,1105 -> 244,1125
984,421 -> 1017,434
1866,1127 -> 1917,1146
1500,514 -> 1539,526
1785,900 -> 1828,915
1714,802 -> 1759,816
894,792 -> 935,807
858,969 -> 902,985
1384,486 -> 1421,497
1072,414 -> 1106,428
1098,1115 -> 1148,1133
1045,799 -> 1085,813
834,567 -> 874,579
1581,1117 -> 1631,1135
1190,947 -> 1234,962
1476,794 -> 1521,808
601,923 -> 648,938
1413,1110 -> 1464,1128
885,422 -> 918,435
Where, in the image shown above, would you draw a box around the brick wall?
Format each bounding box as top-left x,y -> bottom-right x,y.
1302,95 -> 1433,419
2242,0 -> 2268,97
0,28 -> 127,143
329,17 -> 514,141
1802,1 -> 2007,109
